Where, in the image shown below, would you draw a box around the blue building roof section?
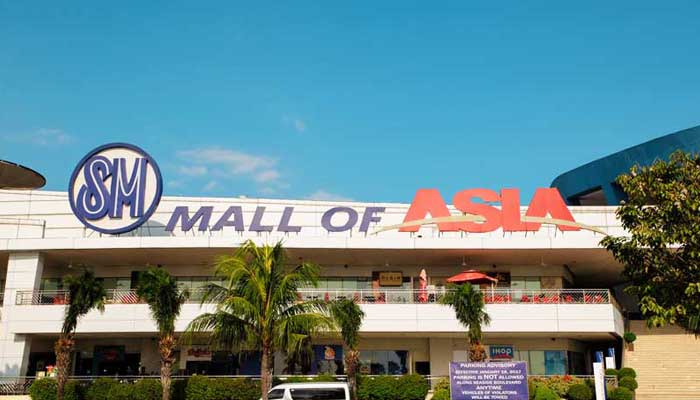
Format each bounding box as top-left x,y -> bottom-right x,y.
551,125 -> 700,205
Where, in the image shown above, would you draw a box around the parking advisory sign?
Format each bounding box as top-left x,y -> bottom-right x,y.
450,361 -> 528,400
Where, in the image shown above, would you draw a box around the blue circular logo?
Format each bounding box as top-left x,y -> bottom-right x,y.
69,143 -> 163,234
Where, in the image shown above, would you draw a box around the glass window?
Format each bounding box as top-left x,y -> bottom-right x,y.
511,277 -> 541,290
40,278 -> 63,291
360,350 -> 408,375
290,388 -> 346,400
544,351 -> 567,375
529,351 -> 545,375
268,389 -> 285,400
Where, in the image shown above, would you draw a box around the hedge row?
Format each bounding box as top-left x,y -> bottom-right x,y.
30,374 -> 430,400
29,377 -> 259,400
356,375 -> 429,400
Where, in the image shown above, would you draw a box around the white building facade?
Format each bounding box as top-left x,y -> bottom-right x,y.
0,141 -> 630,381
0,188 -> 626,379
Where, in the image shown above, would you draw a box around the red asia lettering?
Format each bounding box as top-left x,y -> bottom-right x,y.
399,188 -> 580,233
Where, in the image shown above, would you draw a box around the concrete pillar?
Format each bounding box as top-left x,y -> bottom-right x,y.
0,252 -> 44,376
428,338 -> 453,378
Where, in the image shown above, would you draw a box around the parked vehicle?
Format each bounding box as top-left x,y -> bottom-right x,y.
266,382 -> 350,400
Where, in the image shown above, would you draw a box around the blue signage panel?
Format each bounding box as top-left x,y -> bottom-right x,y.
450,361 -> 528,400
489,345 -> 514,360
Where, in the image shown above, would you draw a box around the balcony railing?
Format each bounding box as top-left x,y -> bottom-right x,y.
15,288 -> 612,306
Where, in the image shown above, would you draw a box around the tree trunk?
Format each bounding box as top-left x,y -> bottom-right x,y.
345,349 -> 359,400
159,334 -> 176,400
469,341 -> 487,362
260,343 -> 272,400
54,334 -> 74,400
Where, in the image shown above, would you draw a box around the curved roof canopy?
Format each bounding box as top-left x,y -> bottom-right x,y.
551,125 -> 700,205
0,159 -> 46,189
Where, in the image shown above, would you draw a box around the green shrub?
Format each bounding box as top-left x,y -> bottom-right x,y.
172,379 -> 188,400
528,380 -> 536,400
608,387 -> 634,400
108,384 -> 134,400
617,367 -> 636,379
313,373 -> 338,382
85,378 -> 119,400
133,379 -> 162,400
29,378 -> 57,400
532,384 -> 558,400
604,368 -> 618,376
65,380 -> 86,400
357,376 -> 396,400
434,378 -> 450,393
618,377 -> 638,391
623,332 -> 637,343
208,378 -> 260,400
185,375 -> 210,400
396,374 -> 429,400
432,389 -> 450,400
567,383 -> 593,400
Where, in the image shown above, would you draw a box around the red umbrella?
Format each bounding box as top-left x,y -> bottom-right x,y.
447,270 -> 498,284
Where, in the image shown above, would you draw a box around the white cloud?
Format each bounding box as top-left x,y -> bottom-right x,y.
3,128 -> 73,146
306,190 -> 354,202
255,169 -> 280,183
178,165 -> 208,176
293,119 -> 306,132
178,147 -> 277,175
283,115 -> 307,133
175,147 -> 283,191
203,180 -> 218,191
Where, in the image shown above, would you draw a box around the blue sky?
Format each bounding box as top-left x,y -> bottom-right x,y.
2,1 -> 699,203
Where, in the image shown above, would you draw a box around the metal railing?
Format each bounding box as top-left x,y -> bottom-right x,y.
15,288 -> 612,306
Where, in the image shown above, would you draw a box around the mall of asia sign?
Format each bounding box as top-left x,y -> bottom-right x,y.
450,361 -> 528,400
69,143 -> 604,235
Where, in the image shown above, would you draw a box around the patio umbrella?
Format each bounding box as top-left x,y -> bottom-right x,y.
446,270 -> 498,284
447,269 -> 499,301
418,269 -> 428,303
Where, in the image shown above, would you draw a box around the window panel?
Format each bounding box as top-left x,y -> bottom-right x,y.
529,351 -> 545,375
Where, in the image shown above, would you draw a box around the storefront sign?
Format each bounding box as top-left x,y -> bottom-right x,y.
186,347 -> 212,361
69,143 -> 163,234
489,345 -> 514,360
68,144 -> 604,236
376,188 -> 605,234
378,272 -> 403,286
450,361 -> 528,400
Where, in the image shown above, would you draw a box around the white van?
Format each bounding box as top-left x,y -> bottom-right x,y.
266,382 -> 350,400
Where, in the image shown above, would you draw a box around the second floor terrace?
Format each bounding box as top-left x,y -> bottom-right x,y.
5,287 -> 624,337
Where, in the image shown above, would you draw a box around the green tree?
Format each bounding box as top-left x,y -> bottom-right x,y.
55,269 -> 106,400
330,299 -> 366,400
184,240 -> 333,400
601,150 -> 700,335
440,283 -> 491,361
136,267 -> 188,400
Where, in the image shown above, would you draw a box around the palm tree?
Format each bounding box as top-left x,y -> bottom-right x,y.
440,283 -> 491,361
55,269 -> 106,400
184,240 -> 333,400
329,299 -> 365,400
136,267 -> 188,400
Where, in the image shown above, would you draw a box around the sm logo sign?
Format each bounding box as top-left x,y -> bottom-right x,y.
69,143 -> 163,234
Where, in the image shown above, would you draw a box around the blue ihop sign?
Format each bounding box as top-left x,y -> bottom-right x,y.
69,143 -> 163,234
450,361 -> 528,400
